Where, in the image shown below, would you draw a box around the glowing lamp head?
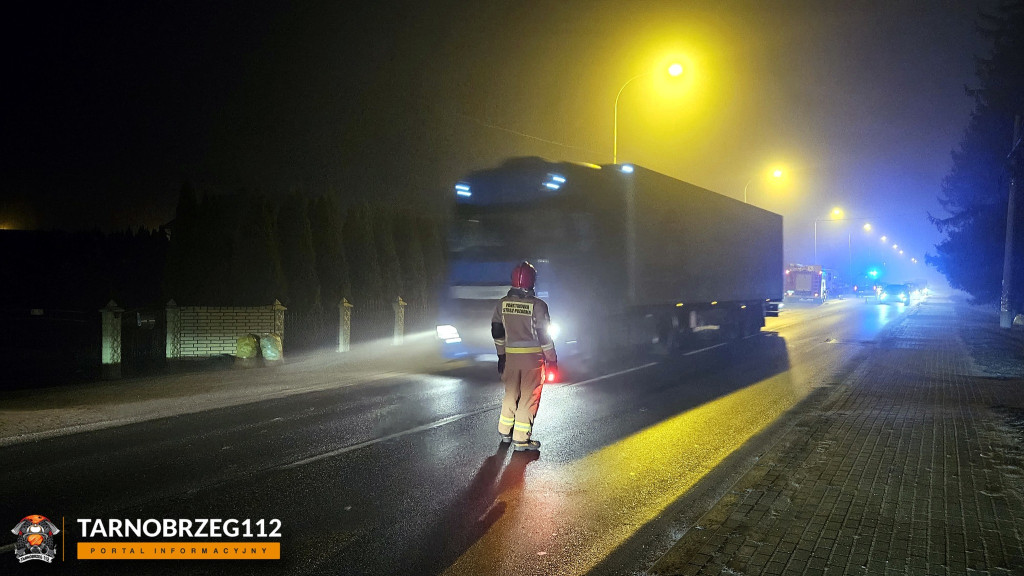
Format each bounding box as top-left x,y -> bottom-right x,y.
772,169 -> 783,178
668,63 -> 683,77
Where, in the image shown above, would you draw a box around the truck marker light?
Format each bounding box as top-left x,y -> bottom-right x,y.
711,301 -> 718,306
546,369 -> 558,383
740,305 -> 747,309
675,302 -> 683,307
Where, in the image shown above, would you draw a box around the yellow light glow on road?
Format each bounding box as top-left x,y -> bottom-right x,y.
443,370 -> 806,576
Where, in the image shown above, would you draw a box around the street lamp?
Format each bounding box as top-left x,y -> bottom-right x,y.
613,62 -> 684,164
743,167 -> 784,204
813,207 -> 846,263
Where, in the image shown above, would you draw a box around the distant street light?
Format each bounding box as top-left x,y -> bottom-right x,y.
613,62 -> 685,164
743,167 -> 784,204
863,223 -> 872,231
880,235 -> 887,242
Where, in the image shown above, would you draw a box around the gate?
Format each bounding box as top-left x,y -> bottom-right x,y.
121,306 -> 166,376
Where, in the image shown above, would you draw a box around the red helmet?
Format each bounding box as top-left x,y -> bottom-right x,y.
511,261 -> 537,290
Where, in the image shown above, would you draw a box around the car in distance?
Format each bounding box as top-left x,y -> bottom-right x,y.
878,283 -> 911,304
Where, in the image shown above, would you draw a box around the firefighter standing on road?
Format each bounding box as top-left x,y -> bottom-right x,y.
492,261 -> 557,452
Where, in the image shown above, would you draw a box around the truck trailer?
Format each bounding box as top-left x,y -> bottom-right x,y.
436,157 -> 784,359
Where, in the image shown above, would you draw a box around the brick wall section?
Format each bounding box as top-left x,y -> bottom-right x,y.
173,302 -> 285,358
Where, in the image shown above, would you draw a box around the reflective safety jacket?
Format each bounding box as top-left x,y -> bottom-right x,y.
491,288 -> 557,363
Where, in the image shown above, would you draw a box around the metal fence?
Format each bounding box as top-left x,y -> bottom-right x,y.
0,308 -> 99,388
284,297 -> 436,353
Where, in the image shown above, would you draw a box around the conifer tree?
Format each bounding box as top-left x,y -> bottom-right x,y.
342,202 -> 383,303
373,205 -> 404,301
231,195 -> 285,305
930,1 -> 1024,304
310,195 -> 351,306
277,193 -> 322,313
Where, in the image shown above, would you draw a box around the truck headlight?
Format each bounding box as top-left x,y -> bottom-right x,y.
436,325 -> 461,343
548,322 -> 561,340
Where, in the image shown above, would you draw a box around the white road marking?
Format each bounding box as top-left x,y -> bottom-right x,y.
558,362 -> 660,389
683,343 -> 727,356
280,405 -> 498,469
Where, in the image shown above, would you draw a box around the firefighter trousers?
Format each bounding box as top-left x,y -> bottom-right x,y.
497,354 -> 544,442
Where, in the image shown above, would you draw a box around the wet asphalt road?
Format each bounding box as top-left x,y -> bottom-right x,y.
0,296 -> 918,575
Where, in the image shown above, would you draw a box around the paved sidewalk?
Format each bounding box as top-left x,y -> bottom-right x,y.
649,296 -> 1024,576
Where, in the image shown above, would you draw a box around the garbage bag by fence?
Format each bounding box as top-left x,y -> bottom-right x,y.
236,334 -> 260,359
260,333 -> 283,361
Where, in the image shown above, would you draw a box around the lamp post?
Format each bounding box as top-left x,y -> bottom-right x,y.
813,207 -> 844,264
613,63 -> 683,164
743,168 -> 784,204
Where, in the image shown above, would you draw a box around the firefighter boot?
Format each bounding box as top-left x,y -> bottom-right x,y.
513,439 -> 541,452
499,432 -> 512,443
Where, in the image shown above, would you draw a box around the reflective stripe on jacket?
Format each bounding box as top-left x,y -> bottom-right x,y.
492,289 -> 557,364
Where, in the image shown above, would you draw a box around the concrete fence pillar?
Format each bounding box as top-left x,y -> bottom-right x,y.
273,298 -> 286,336
392,296 -> 407,346
338,298 -> 354,352
100,300 -> 123,379
165,299 -> 181,359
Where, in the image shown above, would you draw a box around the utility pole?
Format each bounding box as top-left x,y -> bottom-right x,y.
1000,115 -> 1022,328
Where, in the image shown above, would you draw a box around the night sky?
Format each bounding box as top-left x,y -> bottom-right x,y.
2,1 -> 989,283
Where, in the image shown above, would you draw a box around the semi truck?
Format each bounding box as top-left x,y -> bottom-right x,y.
436,157 -> 784,360
783,264 -> 834,304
